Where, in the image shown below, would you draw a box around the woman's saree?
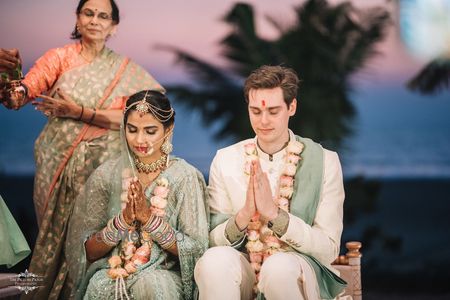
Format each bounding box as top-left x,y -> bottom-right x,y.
22,44 -> 163,300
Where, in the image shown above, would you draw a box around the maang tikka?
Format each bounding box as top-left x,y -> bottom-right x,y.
125,91 -> 175,123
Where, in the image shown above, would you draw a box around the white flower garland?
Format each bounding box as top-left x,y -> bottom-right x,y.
243,140 -> 304,293
107,173 -> 170,299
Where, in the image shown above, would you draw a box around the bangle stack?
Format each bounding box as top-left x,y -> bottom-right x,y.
100,213 -> 134,247
101,218 -> 121,247
115,212 -> 134,232
141,215 -> 177,249
101,212 -> 177,249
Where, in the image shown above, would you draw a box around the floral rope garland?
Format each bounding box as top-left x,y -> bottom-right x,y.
105,174 -> 170,299
244,140 -> 304,294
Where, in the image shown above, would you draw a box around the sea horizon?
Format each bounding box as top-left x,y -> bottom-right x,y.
1,84 -> 450,179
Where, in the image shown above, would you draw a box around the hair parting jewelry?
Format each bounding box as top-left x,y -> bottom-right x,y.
135,90 -> 150,114
125,92 -> 174,123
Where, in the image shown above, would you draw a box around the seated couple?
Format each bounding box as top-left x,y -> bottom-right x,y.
67,65 -> 347,300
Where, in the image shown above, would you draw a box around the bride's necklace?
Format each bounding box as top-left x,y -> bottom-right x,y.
134,154 -> 168,174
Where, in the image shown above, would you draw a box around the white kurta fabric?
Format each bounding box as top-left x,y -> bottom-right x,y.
208,130 -> 345,275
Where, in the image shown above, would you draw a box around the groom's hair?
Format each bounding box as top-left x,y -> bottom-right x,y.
244,65 -> 300,107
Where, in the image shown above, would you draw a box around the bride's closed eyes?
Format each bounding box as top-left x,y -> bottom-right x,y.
126,123 -> 158,135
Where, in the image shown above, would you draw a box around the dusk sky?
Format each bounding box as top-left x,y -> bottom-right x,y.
1,0 -> 449,177
0,0 -> 428,84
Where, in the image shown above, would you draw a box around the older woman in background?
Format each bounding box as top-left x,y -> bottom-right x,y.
1,0 -> 163,298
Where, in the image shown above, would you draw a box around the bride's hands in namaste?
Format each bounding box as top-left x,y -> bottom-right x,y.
123,178 -> 137,226
128,178 -> 152,224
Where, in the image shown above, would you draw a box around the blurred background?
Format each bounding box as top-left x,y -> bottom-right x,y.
1,0 -> 450,298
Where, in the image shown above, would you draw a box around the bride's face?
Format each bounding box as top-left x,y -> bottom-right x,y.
125,110 -> 166,162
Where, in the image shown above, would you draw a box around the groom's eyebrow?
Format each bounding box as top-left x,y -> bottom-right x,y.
249,105 -> 282,110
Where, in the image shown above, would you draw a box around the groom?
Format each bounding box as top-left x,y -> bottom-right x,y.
195,65 -> 347,299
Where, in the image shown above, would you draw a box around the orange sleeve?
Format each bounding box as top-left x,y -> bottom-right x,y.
22,47 -> 65,99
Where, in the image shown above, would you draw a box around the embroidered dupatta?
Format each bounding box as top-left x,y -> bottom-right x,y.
65,111 -> 209,299
23,44 -> 163,300
287,136 -> 347,299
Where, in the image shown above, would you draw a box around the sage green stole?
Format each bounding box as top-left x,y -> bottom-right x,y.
288,136 -> 347,299
0,195 -> 30,268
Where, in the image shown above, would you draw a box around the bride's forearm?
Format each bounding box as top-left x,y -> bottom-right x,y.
85,232 -> 115,262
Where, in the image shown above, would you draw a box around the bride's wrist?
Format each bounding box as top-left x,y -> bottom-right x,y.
140,211 -> 153,225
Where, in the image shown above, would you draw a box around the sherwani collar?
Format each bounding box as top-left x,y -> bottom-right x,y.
254,129 -> 296,162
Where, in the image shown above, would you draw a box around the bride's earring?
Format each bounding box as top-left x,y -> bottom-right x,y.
161,138 -> 173,155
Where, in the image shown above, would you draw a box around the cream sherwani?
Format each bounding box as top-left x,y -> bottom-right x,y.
195,130 -> 346,300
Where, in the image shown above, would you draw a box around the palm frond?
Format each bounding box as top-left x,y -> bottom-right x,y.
160,0 -> 390,147
220,3 -> 280,76
407,58 -> 450,94
155,45 -> 235,89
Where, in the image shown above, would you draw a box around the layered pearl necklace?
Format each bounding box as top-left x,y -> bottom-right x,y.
243,139 -> 304,293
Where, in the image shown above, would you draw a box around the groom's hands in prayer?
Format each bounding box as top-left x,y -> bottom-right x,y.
253,160 -> 279,222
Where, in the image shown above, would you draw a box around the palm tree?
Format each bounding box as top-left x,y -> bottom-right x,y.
407,56 -> 450,94
161,0 -> 390,148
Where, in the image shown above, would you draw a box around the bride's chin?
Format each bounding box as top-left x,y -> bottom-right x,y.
134,152 -> 151,158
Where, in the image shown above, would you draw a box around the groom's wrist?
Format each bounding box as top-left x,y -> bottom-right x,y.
268,209 -> 290,237
226,215 -> 246,243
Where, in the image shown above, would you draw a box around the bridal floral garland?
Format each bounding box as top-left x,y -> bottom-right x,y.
106,174 -> 170,299
244,140 -> 304,293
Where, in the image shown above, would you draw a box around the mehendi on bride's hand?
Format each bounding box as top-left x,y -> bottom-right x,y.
128,178 -> 152,224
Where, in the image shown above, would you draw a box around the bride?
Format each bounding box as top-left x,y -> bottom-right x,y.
66,90 -> 209,299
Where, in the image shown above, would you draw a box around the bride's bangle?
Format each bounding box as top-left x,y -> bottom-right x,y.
115,212 -> 134,231
100,218 -> 120,246
141,215 -> 176,249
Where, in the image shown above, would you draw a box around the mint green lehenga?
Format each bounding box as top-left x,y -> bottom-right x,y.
65,121 -> 209,299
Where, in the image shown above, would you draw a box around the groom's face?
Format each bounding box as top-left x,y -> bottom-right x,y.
248,87 -> 296,147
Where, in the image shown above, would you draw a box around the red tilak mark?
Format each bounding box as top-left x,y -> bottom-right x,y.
262,100 -> 266,107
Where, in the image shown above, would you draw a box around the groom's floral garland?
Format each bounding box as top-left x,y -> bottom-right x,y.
106,173 -> 169,285
244,140 -> 304,293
